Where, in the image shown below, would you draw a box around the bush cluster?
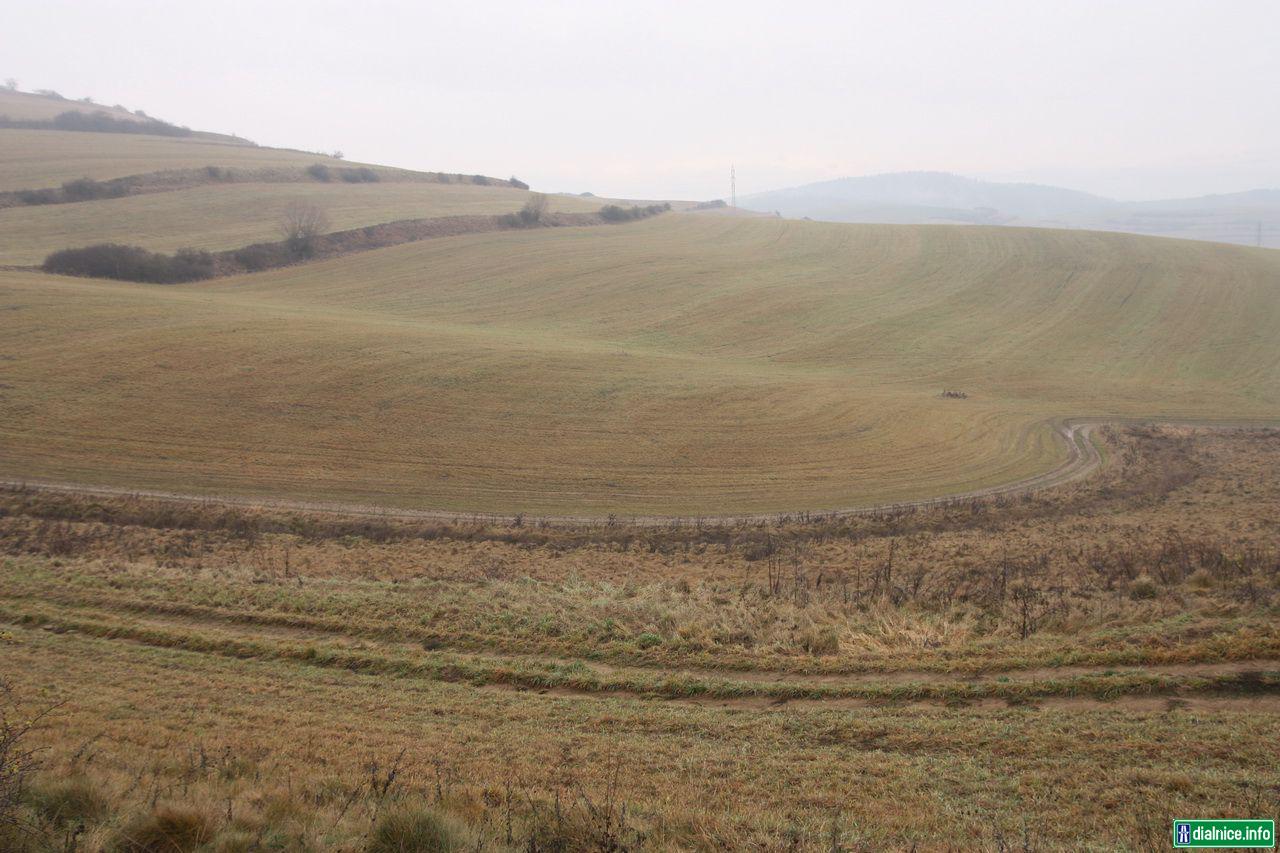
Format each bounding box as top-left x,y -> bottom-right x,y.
43,244 -> 216,284
498,193 -> 550,228
7,167 -> 241,208
0,110 -> 191,137
232,243 -> 291,272
307,163 -> 380,183
599,202 -> 671,222
15,177 -> 130,205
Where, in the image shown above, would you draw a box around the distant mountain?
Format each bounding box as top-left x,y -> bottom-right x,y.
740,172 -> 1279,247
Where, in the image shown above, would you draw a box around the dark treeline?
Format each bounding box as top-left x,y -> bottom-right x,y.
0,110 -> 192,137
599,202 -> 671,222
14,177 -> 131,205
40,210 -> 605,284
2,166 -> 529,210
305,163 -> 379,183
43,244 -> 216,284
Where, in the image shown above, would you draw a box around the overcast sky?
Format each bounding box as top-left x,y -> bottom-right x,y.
5,0 -> 1277,200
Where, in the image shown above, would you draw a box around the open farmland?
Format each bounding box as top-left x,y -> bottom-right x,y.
3,215 -> 1279,516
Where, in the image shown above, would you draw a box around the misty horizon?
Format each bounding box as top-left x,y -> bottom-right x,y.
5,0 -> 1279,201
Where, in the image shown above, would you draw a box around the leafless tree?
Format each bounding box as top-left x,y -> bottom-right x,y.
3,79 -> 16,92
1,680 -> 63,839
518,193 -> 549,226
280,202 -> 330,254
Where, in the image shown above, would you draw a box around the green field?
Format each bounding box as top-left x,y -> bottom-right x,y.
3,212 -> 1278,515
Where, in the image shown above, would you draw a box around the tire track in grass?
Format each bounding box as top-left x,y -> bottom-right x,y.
4,602 -> 1278,708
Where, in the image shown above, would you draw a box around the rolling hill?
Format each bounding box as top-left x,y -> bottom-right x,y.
1,94 -> 1278,516
0,180 -> 601,265
742,171 -> 1280,248
3,207 -> 1278,515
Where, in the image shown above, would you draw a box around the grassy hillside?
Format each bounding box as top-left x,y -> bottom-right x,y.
0,129 -> 349,190
0,89 -> 145,123
0,183 -> 599,264
3,215 -> 1277,515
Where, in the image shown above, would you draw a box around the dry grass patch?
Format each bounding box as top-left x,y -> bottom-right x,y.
0,427 -> 1276,849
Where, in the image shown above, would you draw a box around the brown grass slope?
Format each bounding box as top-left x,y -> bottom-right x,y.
1,426 -> 1279,850
0,89 -> 145,123
2,215 -> 1278,515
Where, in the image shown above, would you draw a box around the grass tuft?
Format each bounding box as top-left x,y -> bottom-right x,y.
368,804 -> 472,853
110,805 -> 214,853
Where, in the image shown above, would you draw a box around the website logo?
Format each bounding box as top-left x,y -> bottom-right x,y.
1172,819 -> 1275,849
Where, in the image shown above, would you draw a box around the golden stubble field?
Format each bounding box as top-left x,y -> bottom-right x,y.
3,213 -> 1278,516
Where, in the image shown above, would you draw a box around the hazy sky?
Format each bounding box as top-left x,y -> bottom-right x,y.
5,0 -> 1278,200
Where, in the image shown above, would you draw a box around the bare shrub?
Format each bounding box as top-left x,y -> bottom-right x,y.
519,193 -> 548,225
280,202 -> 330,255
1,681 -> 61,844
499,193 -> 550,228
